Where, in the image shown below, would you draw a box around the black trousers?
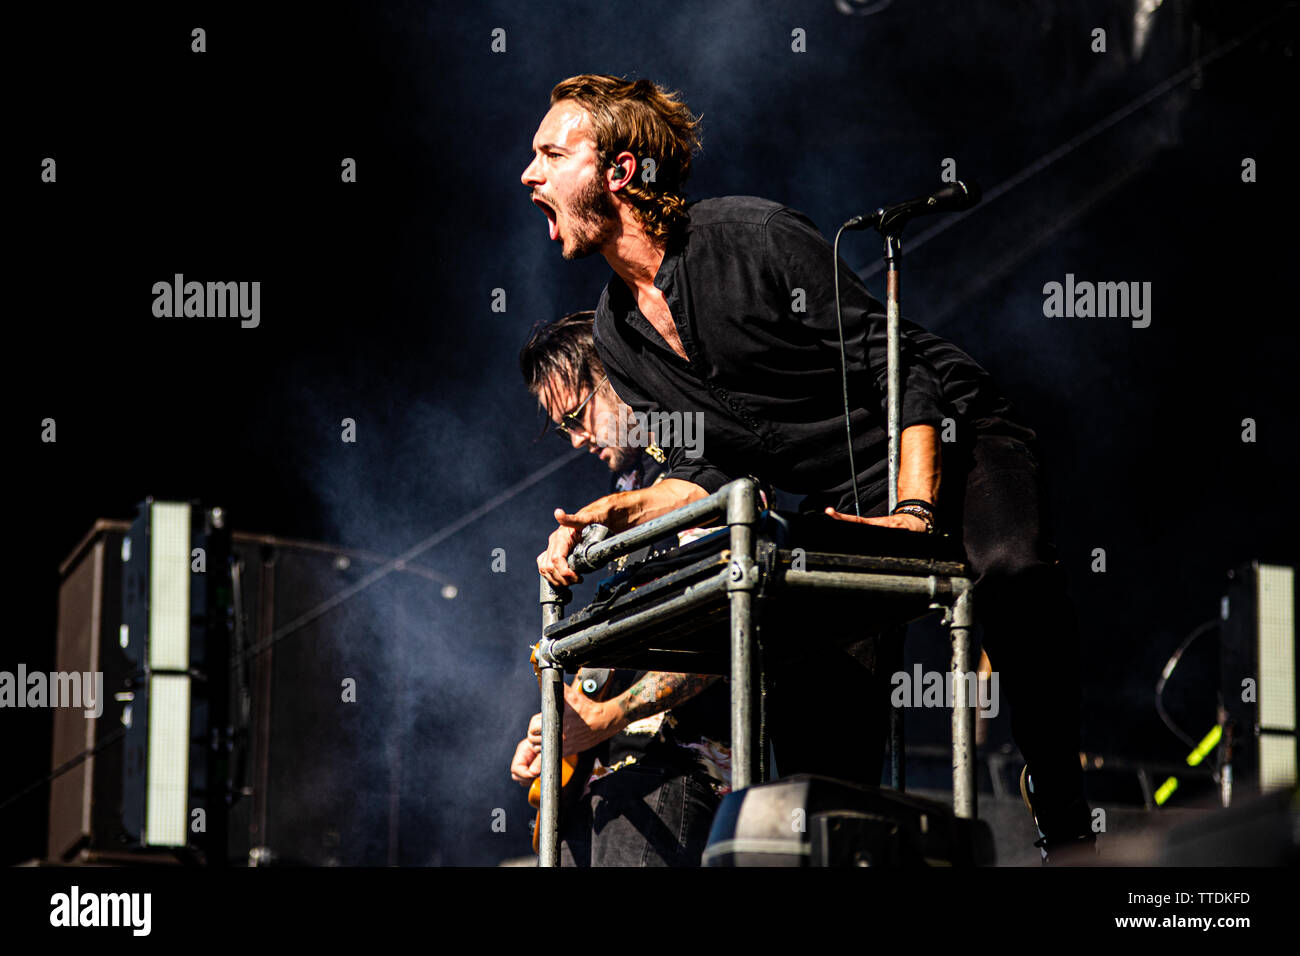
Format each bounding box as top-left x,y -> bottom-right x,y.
774,429 -> 1088,841
943,431 -> 1087,838
559,765 -> 721,867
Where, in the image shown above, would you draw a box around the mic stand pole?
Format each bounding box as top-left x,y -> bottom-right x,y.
882,233 -> 902,513
881,231 -> 906,791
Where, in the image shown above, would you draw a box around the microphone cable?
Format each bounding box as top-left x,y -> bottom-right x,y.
832,223 -> 862,517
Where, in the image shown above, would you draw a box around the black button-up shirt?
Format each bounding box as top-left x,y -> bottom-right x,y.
594,196 -> 1028,513
600,452 -> 732,781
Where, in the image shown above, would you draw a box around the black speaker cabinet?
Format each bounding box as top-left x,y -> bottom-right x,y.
50,520 -> 416,866
226,535 -> 408,866
48,520 -> 134,861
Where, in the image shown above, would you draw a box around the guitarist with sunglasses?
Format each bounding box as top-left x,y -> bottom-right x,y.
510,311 -> 732,866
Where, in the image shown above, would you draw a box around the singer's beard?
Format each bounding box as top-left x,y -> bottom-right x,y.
562,175 -> 619,260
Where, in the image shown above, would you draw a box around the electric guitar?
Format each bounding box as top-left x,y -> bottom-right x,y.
527,645 -> 616,853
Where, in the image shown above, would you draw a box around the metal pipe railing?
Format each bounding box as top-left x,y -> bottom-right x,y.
535,476 -> 978,866
536,478 -> 759,865
536,578 -> 569,868
567,478 -> 754,574
725,477 -> 759,791
546,575 -> 730,667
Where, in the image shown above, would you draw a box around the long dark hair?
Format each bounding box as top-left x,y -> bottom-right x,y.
519,310 -> 603,434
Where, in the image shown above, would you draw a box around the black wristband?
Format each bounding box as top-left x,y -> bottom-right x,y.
893,498 -> 936,516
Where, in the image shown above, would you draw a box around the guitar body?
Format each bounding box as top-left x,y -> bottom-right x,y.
527,751 -> 599,853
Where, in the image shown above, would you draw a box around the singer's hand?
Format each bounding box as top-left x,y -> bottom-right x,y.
823,508 -> 928,532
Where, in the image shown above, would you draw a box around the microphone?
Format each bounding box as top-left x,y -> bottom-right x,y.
842,180 -> 982,233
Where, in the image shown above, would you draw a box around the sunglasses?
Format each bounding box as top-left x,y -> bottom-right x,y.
554,376 -> 608,440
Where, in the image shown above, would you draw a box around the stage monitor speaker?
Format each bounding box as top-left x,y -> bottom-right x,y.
702,774 -> 995,867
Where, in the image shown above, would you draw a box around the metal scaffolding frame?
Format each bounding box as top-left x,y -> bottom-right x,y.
533,477 -> 977,867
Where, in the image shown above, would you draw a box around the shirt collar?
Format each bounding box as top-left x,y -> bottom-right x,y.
652,218 -> 689,293
609,209 -> 691,307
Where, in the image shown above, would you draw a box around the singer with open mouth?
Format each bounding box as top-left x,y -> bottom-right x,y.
521,73 -> 1096,862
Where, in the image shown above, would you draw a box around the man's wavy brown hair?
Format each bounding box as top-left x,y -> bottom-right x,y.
550,74 -> 702,242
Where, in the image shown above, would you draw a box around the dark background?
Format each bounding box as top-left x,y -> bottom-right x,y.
5,0 -> 1296,865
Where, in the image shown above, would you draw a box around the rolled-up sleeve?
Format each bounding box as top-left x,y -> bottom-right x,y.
659,430 -> 733,495
764,208 -> 946,430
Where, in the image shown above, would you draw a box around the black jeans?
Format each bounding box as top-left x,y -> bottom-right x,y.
778,430 -> 1089,840
945,431 -> 1088,839
559,765 -> 721,867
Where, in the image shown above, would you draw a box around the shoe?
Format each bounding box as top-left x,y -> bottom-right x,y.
1019,765 -> 1049,862
1020,765 -> 1097,865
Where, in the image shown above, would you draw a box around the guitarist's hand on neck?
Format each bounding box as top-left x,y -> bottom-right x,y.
509,737 -> 542,785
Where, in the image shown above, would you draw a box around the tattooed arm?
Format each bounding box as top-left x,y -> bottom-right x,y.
528,671 -> 721,757
615,672 -> 720,726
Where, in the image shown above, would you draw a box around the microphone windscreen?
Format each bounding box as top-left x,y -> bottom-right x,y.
930,180 -> 981,211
